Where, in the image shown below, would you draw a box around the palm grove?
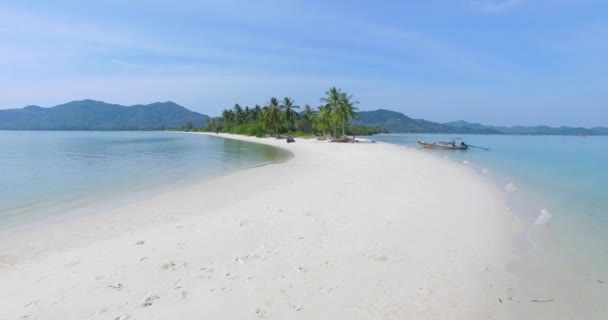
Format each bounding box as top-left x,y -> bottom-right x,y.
205,87 -> 385,138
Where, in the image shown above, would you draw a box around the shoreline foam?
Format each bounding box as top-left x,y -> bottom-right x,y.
0,132 -> 519,319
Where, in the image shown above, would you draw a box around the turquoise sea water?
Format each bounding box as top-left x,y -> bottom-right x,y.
0,131 -> 289,230
373,133 -> 608,316
373,134 -> 607,226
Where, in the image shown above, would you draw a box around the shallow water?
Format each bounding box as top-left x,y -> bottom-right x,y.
0,131 -> 289,230
373,133 -> 608,318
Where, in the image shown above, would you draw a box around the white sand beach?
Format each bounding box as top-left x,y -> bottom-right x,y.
0,133 -> 520,320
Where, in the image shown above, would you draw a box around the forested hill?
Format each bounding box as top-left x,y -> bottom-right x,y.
0,100 -> 209,130
353,109 -> 607,135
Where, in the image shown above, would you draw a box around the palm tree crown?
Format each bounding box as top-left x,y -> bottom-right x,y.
335,92 -> 359,138
279,97 -> 299,131
263,97 -> 282,136
320,87 -> 358,138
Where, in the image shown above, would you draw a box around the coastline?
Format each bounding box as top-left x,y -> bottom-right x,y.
0,132 -> 519,319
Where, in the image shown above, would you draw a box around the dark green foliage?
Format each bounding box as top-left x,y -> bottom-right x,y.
352,109 -> 445,133
347,125 -> 388,136
212,89 -> 379,138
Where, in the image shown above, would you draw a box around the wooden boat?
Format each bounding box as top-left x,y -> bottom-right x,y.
418,140 -> 468,150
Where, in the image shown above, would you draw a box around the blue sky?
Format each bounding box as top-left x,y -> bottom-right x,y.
1,0 -> 607,126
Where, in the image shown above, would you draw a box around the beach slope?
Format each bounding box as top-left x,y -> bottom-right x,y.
0,133 -> 517,320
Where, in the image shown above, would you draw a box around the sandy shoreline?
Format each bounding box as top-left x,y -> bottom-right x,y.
0,133 -> 520,319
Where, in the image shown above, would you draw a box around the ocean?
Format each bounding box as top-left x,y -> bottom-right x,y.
0,131 -> 289,231
372,133 -> 608,317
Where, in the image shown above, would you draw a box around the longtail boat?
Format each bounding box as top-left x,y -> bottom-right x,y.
417,140 -> 469,150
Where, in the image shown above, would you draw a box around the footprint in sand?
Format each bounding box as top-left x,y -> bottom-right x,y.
176,291 -> 188,300
141,295 -> 159,307
255,308 -> 267,318
290,304 -> 303,312
235,254 -> 261,264
109,282 -> 124,291
161,261 -> 176,270
198,267 -> 214,279
172,281 -> 189,300
225,272 -> 239,280
371,254 -> 388,261
135,240 -> 145,246
24,301 -> 39,308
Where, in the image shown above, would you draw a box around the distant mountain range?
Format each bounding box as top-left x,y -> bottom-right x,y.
353,109 -> 607,135
1,101 -> 605,135
0,100 -> 209,130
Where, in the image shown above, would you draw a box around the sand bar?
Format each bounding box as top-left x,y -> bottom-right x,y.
0,133 -> 519,319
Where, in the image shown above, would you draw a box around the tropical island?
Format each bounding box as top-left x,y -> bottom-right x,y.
203,87 -> 385,139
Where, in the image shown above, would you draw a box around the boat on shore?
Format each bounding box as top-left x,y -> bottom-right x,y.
418,139 -> 469,150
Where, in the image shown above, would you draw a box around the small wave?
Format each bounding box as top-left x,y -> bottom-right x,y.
505,183 -> 518,192
482,168 -> 489,174
535,209 -> 552,225
462,160 -> 469,165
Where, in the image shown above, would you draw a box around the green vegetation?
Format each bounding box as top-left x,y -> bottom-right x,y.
2,99 -> 607,136
0,100 -> 209,130
203,87 -> 386,138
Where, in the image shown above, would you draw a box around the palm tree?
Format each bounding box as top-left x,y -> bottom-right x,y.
244,106 -> 252,122
233,104 -> 244,124
206,118 -> 216,132
316,104 -> 332,139
300,104 -> 315,133
263,97 -> 282,136
253,105 -> 262,121
222,109 -> 235,127
335,92 -> 359,138
279,97 -> 299,131
320,87 -> 342,137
